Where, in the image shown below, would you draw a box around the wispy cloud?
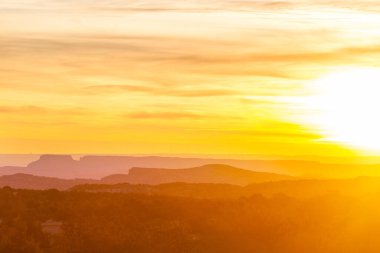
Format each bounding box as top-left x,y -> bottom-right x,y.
0,105 -> 88,115
197,121 -> 323,140
0,0 -> 296,13
85,85 -> 238,97
204,129 -> 322,140
126,111 -> 208,120
2,0 -> 380,155
5,1 -> 380,13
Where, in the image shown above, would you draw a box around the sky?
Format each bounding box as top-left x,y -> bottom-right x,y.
1,0 -> 380,157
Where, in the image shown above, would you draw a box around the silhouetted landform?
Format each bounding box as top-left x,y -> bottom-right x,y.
73,183 -> 243,199
5,154 -> 380,167
73,177 -> 380,199
4,154 -> 380,179
102,164 -> 293,185
0,164 -> 292,190
0,154 -> 295,179
2,187 -> 380,253
3,171 -> 380,200
0,174 -> 96,190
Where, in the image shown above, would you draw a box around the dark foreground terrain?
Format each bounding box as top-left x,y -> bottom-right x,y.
1,186 -> 380,253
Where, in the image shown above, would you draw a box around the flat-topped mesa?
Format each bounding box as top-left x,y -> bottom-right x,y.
27,155 -> 78,169
103,164 -> 293,186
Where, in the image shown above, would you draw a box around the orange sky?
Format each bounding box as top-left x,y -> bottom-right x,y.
1,1 -> 380,156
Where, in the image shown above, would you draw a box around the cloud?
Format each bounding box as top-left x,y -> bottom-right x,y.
216,129 -> 321,139
161,44 -> 380,70
228,1 -> 294,10
126,111 -> 208,119
85,85 -> 239,97
199,121 -> 323,140
0,105 -> 88,115
3,33 -> 380,101
4,0 -> 379,15
0,0 -> 296,13
1,32 -> 360,85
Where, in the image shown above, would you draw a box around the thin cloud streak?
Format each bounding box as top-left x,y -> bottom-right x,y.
1,0 -> 380,155
126,111 -> 208,120
3,0 -> 380,13
0,105 -> 89,116
85,85 -> 239,97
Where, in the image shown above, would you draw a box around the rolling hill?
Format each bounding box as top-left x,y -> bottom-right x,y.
0,164 -> 293,189
102,164 -> 293,185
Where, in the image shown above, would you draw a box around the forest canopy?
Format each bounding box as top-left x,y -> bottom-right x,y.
1,187 -> 380,253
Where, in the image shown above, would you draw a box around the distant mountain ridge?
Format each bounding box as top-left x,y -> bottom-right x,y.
3,168 -> 380,200
3,154 -> 380,180
73,177 -> 380,199
0,164 -> 293,189
0,174 -> 96,190
103,164 -> 293,185
0,154 -> 300,179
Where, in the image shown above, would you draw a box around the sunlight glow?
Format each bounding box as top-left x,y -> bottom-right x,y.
306,68 -> 380,151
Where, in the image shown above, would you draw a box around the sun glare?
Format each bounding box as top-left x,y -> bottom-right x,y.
306,68 -> 380,151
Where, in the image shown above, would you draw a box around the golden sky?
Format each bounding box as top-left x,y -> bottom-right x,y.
1,0 -> 380,156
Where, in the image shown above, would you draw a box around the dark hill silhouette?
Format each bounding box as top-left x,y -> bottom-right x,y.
0,164 -> 293,189
0,154 -> 300,179
3,154 -> 380,180
0,174 -> 96,190
102,164 -> 293,185
245,177 -> 380,198
72,182 -> 243,199
74,177 -> 380,199
3,171 -> 380,199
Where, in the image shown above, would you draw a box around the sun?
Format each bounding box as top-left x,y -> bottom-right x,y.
305,68 -> 380,152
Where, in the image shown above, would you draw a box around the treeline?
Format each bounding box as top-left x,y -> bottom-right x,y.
1,187 -> 380,253
72,177 -> 380,199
